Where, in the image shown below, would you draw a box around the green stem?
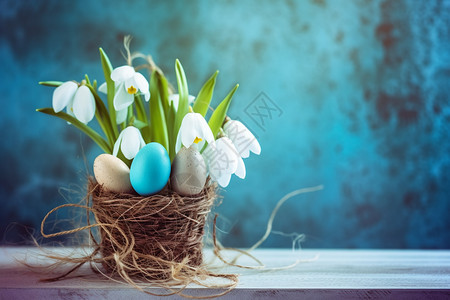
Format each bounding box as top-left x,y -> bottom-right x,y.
99,48 -> 119,138
167,102 -> 176,161
117,150 -> 132,168
135,94 -> 148,123
95,111 -> 111,146
127,105 -> 134,125
39,81 -> 63,87
86,85 -> 116,147
149,71 -> 169,151
173,59 -> 189,145
135,95 -> 151,142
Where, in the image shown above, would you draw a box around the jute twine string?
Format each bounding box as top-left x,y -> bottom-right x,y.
40,177 -> 323,298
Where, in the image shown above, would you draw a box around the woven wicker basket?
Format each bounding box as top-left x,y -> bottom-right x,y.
90,180 -> 217,280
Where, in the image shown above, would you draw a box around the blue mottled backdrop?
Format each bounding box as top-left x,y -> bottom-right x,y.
0,0 -> 449,248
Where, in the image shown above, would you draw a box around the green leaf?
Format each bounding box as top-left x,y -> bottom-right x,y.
158,72 -> 170,121
36,108 -> 112,154
116,150 -> 132,168
149,70 -> 169,151
99,48 -> 118,138
86,84 -> 116,147
134,94 -> 150,142
84,74 -> 91,85
130,117 -> 148,130
155,71 -> 172,153
135,95 -> 148,123
193,70 -> 218,117
208,84 -> 239,138
39,81 -> 63,87
167,101 -> 176,161
173,59 -> 189,142
126,104 -> 134,125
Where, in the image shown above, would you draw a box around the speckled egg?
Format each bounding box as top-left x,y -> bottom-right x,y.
93,154 -> 133,193
171,146 -> 207,196
130,142 -> 171,196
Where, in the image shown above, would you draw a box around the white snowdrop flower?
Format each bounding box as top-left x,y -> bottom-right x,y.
113,126 -> 146,160
223,119 -> 261,158
175,112 -> 214,153
202,137 -> 245,187
52,81 -> 95,124
110,65 -> 150,111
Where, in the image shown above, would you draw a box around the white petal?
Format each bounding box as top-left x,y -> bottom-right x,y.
52,81 -> 78,113
65,97 -> 75,122
217,174 -> 232,187
195,139 -> 206,152
179,113 -> 197,148
125,76 -> 137,91
139,135 -> 146,148
207,162 -> 223,182
202,141 -> 216,160
249,139 -> 261,155
202,142 -> 220,178
169,94 -> 194,110
98,82 -> 107,94
169,94 -> 180,110
240,149 -> 250,159
116,107 -> 128,124
113,130 -> 125,157
142,91 -> 150,102
195,114 -> 213,145
199,119 -> 214,143
183,113 -> 215,146
235,156 -> 246,179
72,86 -> 95,124
133,72 -> 149,94
224,120 -> 260,158
121,127 -> 143,160
111,65 -> 135,82
175,129 -> 183,154
222,120 -> 235,136
204,137 -> 239,182
114,82 -> 134,111
181,126 -> 198,150
216,137 -> 239,174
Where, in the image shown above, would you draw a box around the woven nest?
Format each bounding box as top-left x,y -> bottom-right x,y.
90,178 -> 217,281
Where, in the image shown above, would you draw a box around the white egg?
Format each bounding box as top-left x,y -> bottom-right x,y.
171,147 -> 207,196
93,154 -> 133,193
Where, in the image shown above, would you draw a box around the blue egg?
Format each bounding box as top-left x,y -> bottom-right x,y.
130,142 -> 171,196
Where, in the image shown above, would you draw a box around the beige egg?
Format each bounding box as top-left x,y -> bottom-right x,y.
171,147 -> 207,196
93,154 -> 133,193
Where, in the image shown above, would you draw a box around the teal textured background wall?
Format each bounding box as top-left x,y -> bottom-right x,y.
1,0 -> 449,248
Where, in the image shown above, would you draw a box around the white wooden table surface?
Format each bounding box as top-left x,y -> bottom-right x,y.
0,247 -> 449,299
